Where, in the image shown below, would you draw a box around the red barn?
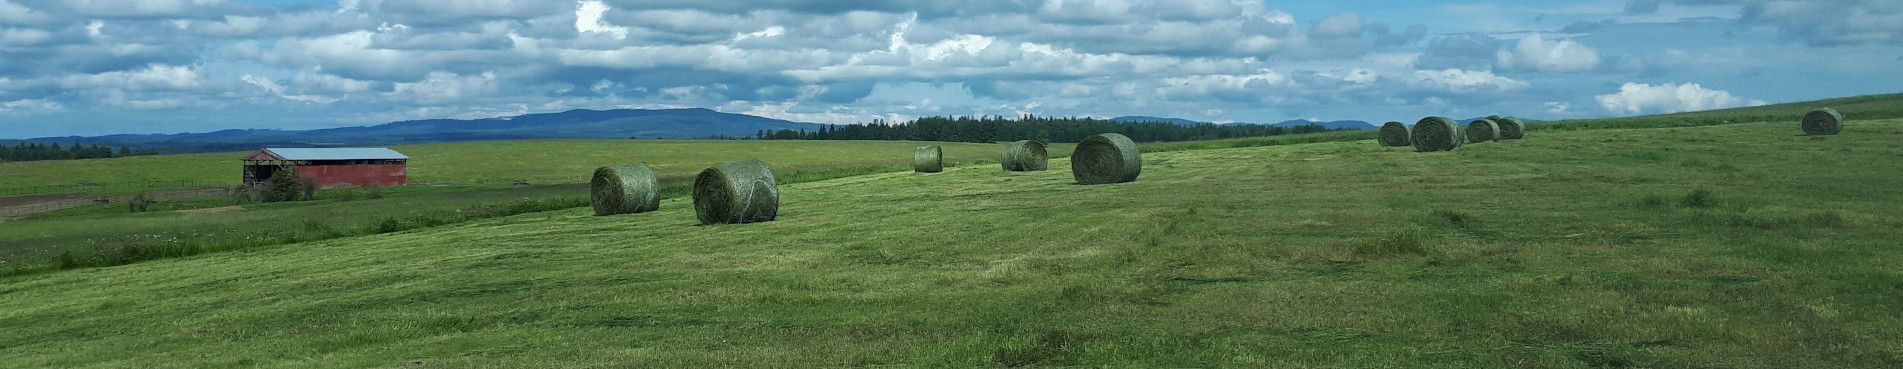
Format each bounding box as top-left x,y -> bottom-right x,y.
242,148 -> 410,188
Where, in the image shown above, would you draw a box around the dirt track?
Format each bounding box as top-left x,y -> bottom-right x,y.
0,188 -> 225,219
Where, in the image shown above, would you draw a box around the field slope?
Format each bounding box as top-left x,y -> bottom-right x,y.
3,120 -> 1903,367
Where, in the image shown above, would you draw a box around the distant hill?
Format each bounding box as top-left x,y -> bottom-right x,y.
6,108 -> 822,153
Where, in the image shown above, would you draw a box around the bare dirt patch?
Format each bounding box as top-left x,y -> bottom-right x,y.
0,188 -> 226,219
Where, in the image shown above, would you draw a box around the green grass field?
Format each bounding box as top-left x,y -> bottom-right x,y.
0,140 -> 1042,198
4,118 -> 1900,367
0,140 -> 1073,270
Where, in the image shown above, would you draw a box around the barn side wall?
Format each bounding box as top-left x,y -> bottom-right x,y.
295,162 -> 408,188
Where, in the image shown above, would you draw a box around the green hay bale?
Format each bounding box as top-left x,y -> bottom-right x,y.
692,160 -> 779,225
1070,133 -> 1142,185
1000,140 -> 1049,171
1411,116 -> 1463,152
914,145 -> 944,173
1802,107 -> 1843,136
1378,121 -> 1411,147
591,163 -> 659,216
1466,118 -> 1500,143
1495,116 -> 1526,140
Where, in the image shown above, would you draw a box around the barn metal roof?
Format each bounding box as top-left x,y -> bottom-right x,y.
259,148 -> 409,161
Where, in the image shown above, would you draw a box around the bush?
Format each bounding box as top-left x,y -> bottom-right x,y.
260,166 -> 304,203
377,218 -> 403,233
299,177 -> 320,200
127,193 -> 156,213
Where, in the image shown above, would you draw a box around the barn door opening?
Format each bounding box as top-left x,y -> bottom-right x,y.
245,165 -> 281,186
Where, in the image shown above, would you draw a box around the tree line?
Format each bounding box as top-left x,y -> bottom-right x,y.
0,142 -> 158,162
749,115 -> 1340,143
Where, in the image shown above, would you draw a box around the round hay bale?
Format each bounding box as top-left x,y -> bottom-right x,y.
1802,107 -> 1843,136
591,163 -> 660,216
692,160 -> 779,225
1378,121 -> 1411,147
1411,116 -> 1463,152
1000,140 -> 1049,171
1467,118 -> 1500,143
1071,133 -> 1142,185
1495,116 -> 1526,140
914,145 -> 944,173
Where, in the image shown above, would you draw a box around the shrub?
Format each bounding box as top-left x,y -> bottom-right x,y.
260,166 -> 305,203
127,193 -> 156,213
299,177 -> 320,200
377,218 -> 403,233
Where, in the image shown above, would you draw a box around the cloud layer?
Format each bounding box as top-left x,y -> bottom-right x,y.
0,0 -> 1899,137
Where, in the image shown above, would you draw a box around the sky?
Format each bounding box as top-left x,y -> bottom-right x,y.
0,0 -> 1900,138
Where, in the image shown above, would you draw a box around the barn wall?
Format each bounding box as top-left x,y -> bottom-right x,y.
295,162 -> 408,188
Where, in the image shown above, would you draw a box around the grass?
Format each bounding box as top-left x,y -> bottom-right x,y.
1532,92 -> 1903,131
3,118 -> 1903,367
0,141 -> 1064,271
0,140 -> 1046,197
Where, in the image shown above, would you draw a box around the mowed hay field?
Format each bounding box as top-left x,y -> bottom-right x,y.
4,120 -> 1903,367
0,140 -> 1042,268
0,140 -> 1031,197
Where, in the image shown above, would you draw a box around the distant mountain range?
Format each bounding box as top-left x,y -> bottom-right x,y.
1112,116 -> 1379,130
7,108 -> 822,153
5,110 -> 1498,154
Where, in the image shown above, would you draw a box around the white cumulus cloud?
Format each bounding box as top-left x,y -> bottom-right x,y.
574,0 -> 627,40
1407,68 -> 1528,93
1595,82 -> 1767,115
1495,34 -> 1602,73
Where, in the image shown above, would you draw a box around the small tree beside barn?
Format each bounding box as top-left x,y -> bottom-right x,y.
242,148 -> 410,189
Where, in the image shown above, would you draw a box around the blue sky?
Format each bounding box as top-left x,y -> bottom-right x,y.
0,0 -> 1899,138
